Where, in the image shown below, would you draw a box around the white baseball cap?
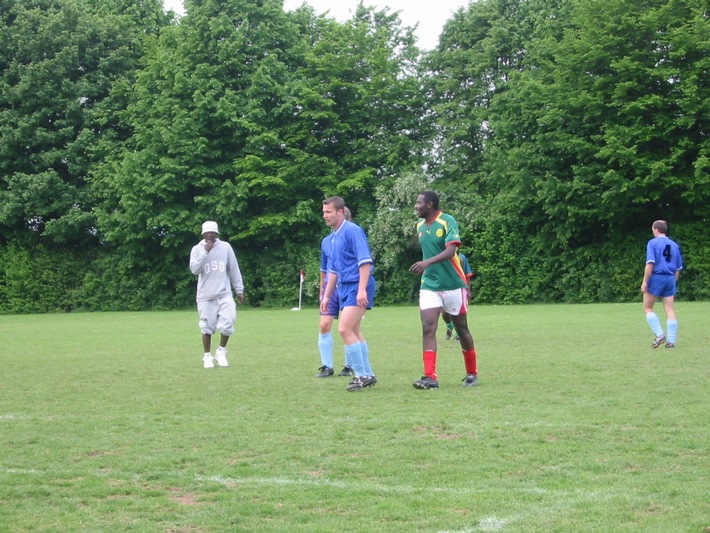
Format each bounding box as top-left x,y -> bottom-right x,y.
201,221 -> 219,234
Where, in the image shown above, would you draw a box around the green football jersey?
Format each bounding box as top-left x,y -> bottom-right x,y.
417,212 -> 468,291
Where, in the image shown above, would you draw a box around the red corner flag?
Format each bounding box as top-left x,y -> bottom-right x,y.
292,270 -> 306,311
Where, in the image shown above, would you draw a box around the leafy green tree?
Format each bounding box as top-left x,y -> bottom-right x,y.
425,0 -> 566,189
4,0 -> 706,311
0,0 -> 170,312
424,0 -> 571,302
367,170 -> 430,303
426,0 -> 708,303
493,0 -> 709,249
0,0 -> 168,247
93,0 -> 430,307
489,0 -> 709,301
91,0 -> 320,308
285,4 -> 429,215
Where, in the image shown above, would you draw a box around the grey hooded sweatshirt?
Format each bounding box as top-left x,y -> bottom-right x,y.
189,239 -> 244,302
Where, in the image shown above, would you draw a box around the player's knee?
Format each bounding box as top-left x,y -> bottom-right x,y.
199,318 -> 214,335
422,322 -> 438,337
219,324 -> 234,336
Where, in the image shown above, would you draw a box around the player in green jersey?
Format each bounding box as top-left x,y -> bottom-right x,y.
409,191 -> 478,389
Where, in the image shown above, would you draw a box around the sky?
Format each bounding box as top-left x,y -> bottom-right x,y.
162,0 -> 470,50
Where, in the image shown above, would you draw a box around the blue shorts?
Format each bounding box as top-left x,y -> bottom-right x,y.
647,274 -> 677,298
320,289 -> 340,318
337,277 -> 376,310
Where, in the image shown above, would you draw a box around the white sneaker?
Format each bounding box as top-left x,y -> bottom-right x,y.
215,349 -> 229,367
203,354 -> 215,369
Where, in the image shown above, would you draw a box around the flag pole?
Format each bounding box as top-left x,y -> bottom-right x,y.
298,270 -> 303,310
292,269 -> 305,311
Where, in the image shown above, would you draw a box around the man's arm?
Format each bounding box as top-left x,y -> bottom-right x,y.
189,245 -> 209,276
226,246 -> 245,303
640,262 -> 654,293
321,272 -> 338,313
357,263 -> 372,308
319,271 -> 326,297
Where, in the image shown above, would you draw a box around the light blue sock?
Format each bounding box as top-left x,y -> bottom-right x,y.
667,320 -> 678,344
343,345 -> 351,369
645,312 -> 664,338
345,342 -> 365,377
318,332 -> 333,368
361,341 -> 373,376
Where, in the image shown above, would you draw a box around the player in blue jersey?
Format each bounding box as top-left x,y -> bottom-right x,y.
316,207 -> 354,378
641,220 -> 683,348
320,196 -> 377,391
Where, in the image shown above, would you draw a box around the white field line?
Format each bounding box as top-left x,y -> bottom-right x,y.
4,467 -> 614,501
198,474 -> 561,497
201,473 -> 619,533
3,468 -> 619,532
0,413 -> 32,420
3,468 -> 615,499
438,516 -> 513,533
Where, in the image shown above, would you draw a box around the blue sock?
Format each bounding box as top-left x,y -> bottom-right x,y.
361,341 -> 373,376
343,346 -> 351,369
667,320 -> 678,344
645,312 -> 664,338
345,342 -> 365,377
318,332 -> 333,368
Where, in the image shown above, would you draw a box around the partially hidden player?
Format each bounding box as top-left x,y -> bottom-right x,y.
320,196 -> 377,392
442,252 -> 474,342
316,206 -> 354,378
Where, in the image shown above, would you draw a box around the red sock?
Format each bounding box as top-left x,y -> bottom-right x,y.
423,350 -> 437,380
462,348 -> 477,375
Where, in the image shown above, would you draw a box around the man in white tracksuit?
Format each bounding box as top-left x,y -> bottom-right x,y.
189,221 -> 244,368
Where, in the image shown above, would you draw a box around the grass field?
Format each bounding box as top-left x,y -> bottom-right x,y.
0,302 -> 708,532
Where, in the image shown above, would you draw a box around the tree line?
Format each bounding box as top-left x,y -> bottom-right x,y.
1,0 -> 707,313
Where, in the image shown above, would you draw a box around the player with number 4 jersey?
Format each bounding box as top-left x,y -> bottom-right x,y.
641,220 -> 683,349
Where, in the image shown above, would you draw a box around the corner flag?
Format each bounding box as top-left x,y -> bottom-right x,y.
292,269 -> 306,311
